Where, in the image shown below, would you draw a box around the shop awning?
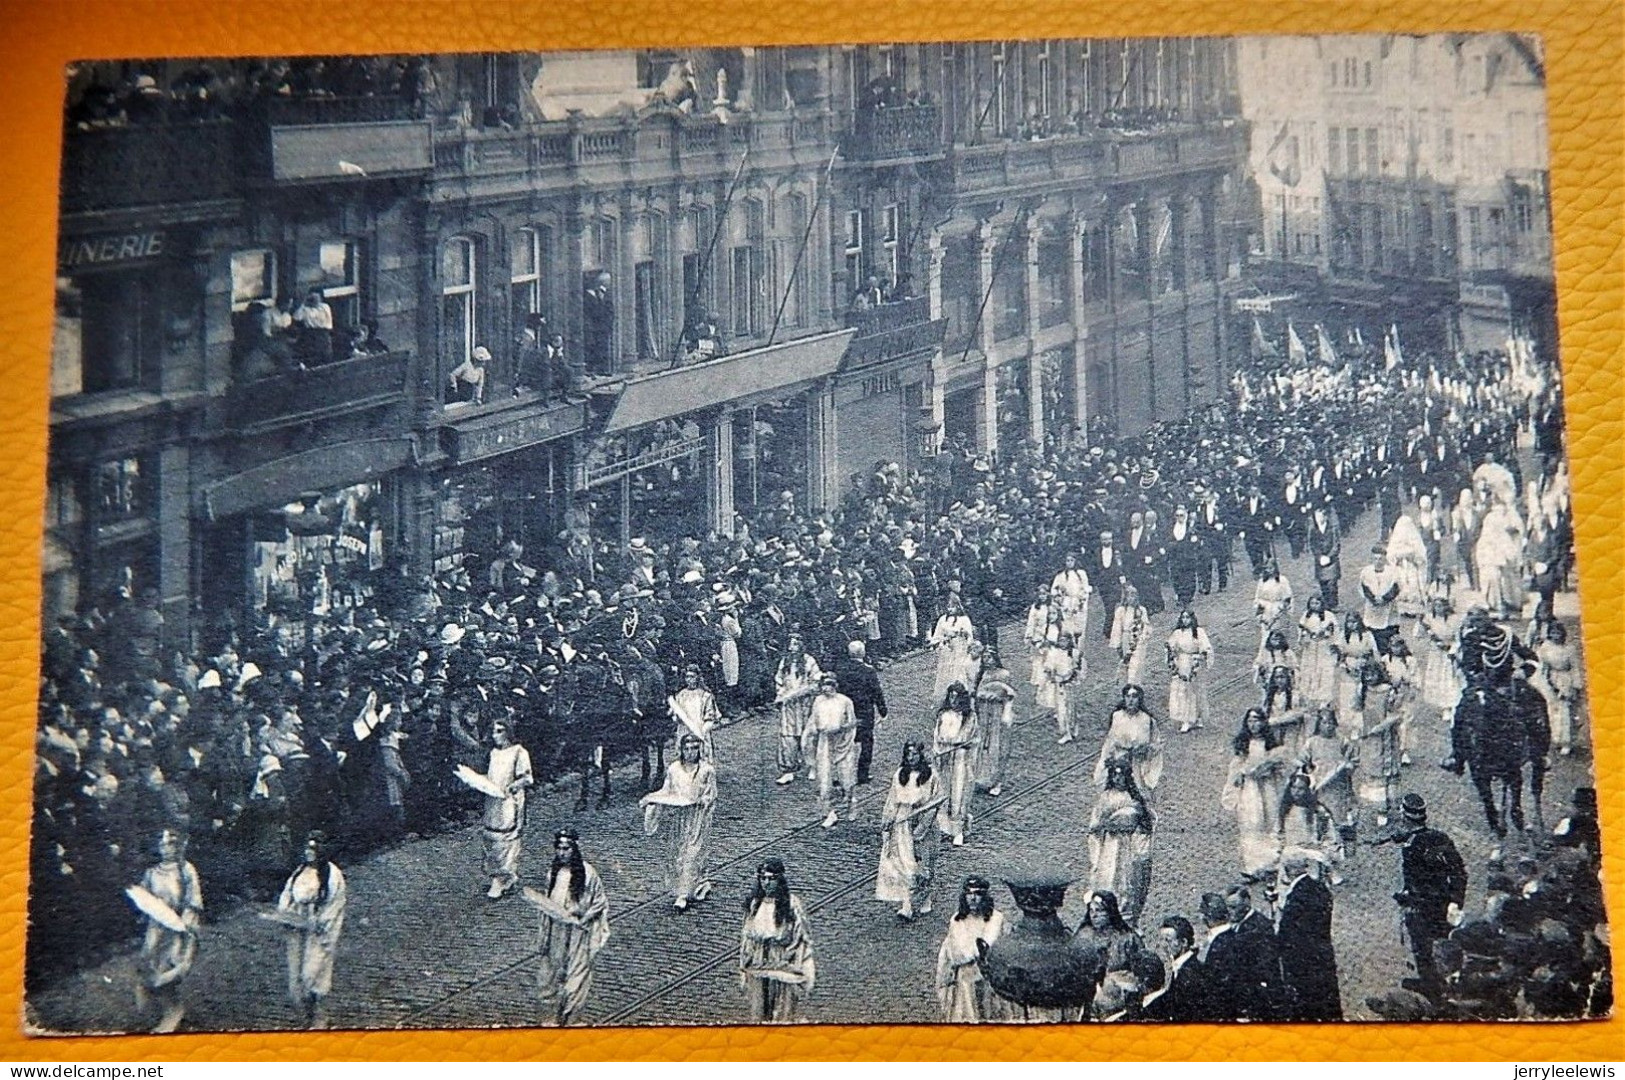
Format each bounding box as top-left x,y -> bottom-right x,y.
601,329 -> 855,434
201,437 -> 414,522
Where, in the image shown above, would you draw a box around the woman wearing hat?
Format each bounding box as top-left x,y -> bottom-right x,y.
447,345 -> 490,405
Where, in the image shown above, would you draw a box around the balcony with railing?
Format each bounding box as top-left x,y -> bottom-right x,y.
432,109 -> 824,194
60,121 -> 242,215
841,295 -> 946,369
226,351 -> 411,433
950,123 -> 1246,197
844,105 -> 944,163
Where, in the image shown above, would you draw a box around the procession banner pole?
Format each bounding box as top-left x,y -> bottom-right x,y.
670,146 -> 751,369
767,146 -> 839,349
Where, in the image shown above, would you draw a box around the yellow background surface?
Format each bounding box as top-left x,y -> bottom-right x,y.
0,0 -> 1619,1061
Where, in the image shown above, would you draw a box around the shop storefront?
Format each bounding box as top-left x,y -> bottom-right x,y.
577,421 -> 712,546
246,481 -> 389,620
434,402 -> 585,576
732,397 -> 810,518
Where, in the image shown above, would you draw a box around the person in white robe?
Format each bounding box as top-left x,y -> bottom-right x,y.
933,682 -> 979,846
1108,584 -> 1153,689
1387,514 -> 1431,618
1088,754 -> 1156,924
935,876 -> 1006,1022
131,828 -> 202,1033
480,717 -> 533,899
1254,562 -> 1295,654
875,742 -> 944,919
1330,612 -> 1379,736
1165,610 -> 1215,734
808,673 -> 858,828
740,859 -> 816,1023
772,634 -> 822,786
1024,586 -> 1060,689
1050,553 -> 1093,644
1222,708 -> 1289,882
275,831 -> 347,1029
641,734 -> 717,912
929,595 -> 979,703
529,829 -> 610,1026
716,592 -> 743,700
1036,632 -> 1081,743
668,664 -> 720,764
1475,499 -> 1527,618
972,646 -> 1018,797
1095,684 -> 1164,799
1415,595 -> 1464,726
1296,596 -> 1340,706
1535,622 -> 1582,756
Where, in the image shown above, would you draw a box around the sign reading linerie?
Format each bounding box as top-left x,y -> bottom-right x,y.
59,231 -> 167,271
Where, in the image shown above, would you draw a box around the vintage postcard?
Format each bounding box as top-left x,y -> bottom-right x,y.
29,34 -> 1607,1034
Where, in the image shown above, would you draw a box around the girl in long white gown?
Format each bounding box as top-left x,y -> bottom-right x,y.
1109,584 -> 1153,689
935,877 -> 1005,1023
276,832 -> 347,1029
1024,586 -> 1058,689
929,596 -> 979,704
1166,609 -> 1214,734
1296,596 -> 1339,706
972,646 -> 1018,796
641,734 -> 717,912
1222,708 -> 1289,882
1415,596 -> 1464,726
933,683 -> 979,846
1036,633 -> 1081,744
1330,612 -> 1379,736
1536,622 -> 1582,756
875,742 -> 943,919
1095,684 -> 1164,799
1254,563 -> 1295,654
1087,754 -> 1156,925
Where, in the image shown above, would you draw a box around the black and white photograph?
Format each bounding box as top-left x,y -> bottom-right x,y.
31,33 -> 1608,1033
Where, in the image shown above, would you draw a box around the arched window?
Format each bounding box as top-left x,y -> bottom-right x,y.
442,236 -> 477,374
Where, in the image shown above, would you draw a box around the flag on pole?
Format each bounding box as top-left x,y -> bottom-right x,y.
1251,316 -> 1272,357
1384,326 -> 1401,371
1315,324 -> 1339,366
1389,324 -> 1403,370
1354,326 -> 1366,349
1287,321 -> 1308,365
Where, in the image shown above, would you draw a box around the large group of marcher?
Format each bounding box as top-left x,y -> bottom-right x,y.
30,323 -> 1608,1028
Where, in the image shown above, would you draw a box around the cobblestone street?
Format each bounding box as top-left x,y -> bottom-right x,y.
28,509 -> 1593,1033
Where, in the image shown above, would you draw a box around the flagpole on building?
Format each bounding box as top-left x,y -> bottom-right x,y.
670,147 -> 751,369
767,147 -> 840,349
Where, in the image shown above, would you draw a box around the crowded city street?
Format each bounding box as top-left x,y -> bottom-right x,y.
35,36 -> 1604,1034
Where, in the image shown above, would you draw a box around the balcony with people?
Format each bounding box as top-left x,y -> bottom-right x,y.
844,77 -> 944,164
60,56 -> 439,213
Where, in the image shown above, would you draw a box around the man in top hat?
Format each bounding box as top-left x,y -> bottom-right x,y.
1390,793 -> 1467,996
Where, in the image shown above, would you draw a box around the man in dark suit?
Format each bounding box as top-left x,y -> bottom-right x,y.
1125,512 -> 1165,616
1277,466 -> 1311,559
1092,529 -> 1126,639
831,640 -> 887,785
1164,504 -> 1206,610
1393,793 -> 1468,995
1193,484 -> 1232,594
1223,885 -> 1284,1020
1143,915 -> 1212,1022
1237,480 -> 1277,576
1307,500 -> 1343,610
1275,850 -> 1343,1020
